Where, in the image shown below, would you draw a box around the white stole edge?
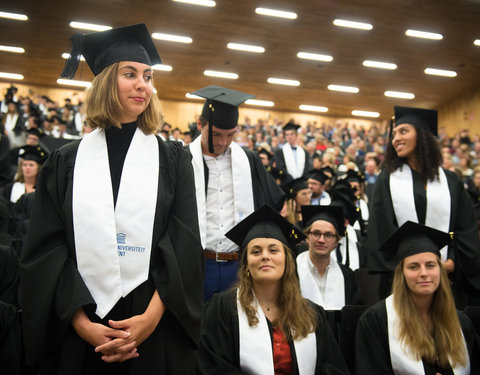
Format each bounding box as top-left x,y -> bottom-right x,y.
283,144 -> 306,179
10,182 -> 25,203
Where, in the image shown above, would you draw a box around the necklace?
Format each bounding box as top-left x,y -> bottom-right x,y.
262,305 -> 277,312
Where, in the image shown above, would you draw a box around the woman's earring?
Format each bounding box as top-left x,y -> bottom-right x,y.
246,269 -> 250,277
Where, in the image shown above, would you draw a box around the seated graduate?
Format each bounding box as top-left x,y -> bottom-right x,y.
197,205 -> 350,375
282,177 -> 311,227
297,205 -> 360,310
355,221 -> 480,375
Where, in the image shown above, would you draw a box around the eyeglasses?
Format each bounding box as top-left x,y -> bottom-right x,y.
308,231 -> 336,241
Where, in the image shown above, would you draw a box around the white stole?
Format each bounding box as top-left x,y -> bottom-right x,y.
283,144 -> 306,179
10,182 -> 25,203
332,225 -> 360,271
189,137 -> 254,248
237,290 -> 317,375
386,295 -> 470,375
296,252 -> 345,310
390,165 -> 451,261
73,128 -> 159,318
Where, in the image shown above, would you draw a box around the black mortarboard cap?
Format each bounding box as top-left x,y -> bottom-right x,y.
61,23 -> 161,79
18,145 -> 48,165
225,204 -> 305,250
378,221 -> 451,262
329,179 -> 358,202
282,177 -> 308,199
344,169 -> 365,184
282,122 -> 301,132
320,166 -> 336,178
27,128 -> 44,138
258,147 -> 273,160
394,106 -> 438,136
306,169 -> 328,184
301,205 -> 346,236
191,85 -> 254,153
267,166 -> 291,185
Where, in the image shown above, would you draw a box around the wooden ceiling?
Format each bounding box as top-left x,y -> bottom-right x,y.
1,0 -> 480,120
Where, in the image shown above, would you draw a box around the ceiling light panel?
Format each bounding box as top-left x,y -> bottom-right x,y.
255,7 -> 297,19
173,0 -> 216,7
62,53 -> 85,61
333,19 -> 373,30
0,45 -> 25,53
227,43 -> 265,53
297,52 -> 333,62
267,77 -> 300,86
363,60 -> 397,70
384,91 -> 415,99
69,21 -> 112,31
424,68 -> 457,77
186,93 -> 203,99
152,33 -> 192,43
245,99 -> 274,107
204,70 -> 238,79
299,105 -> 328,112
152,64 -> 173,71
405,29 -> 443,40
474,39 -> 480,46
352,110 -> 379,118
57,79 -> 91,87
0,72 -> 24,80
328,84 -> 359,93
0,11 -> 28,21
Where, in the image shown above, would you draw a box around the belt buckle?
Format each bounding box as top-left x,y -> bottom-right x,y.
216,252 -> 228,263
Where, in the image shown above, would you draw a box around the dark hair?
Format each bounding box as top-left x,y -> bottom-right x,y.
382,125 -> 442,182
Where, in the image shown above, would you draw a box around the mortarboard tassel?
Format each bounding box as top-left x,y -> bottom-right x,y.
60,33 -> 84,79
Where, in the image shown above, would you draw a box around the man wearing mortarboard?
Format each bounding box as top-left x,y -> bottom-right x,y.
307,169 -> 331,205
187,85 -> 285,300
273,121 -> 313,180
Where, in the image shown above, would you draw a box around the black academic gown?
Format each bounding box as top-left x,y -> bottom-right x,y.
274,147 -> 313,181
355,300 -> 480,375
338,263 -> 362,306
365,168 -> 480,306
196,289 -> 350,375
19,131 -> 204,374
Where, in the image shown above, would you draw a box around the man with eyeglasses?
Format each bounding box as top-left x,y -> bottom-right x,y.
296,205 -> 360,309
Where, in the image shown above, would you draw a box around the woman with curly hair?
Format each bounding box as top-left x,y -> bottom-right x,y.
356,221 -> 479,374
20,24 -> 203,374
366,106 -> 480,307
196,205 -> 349,375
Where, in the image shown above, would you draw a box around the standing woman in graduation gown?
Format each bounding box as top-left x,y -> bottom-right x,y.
197,205 -> 349,375
356,222 -> 480,375
19,24 -> 204,374
366,106 -> 480,306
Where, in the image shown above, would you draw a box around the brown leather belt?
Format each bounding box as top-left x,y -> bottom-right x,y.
204,249 -> 239,262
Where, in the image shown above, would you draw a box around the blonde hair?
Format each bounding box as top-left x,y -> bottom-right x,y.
82,62 -> 161,134
392,256 -> 467,368
237,243 -> 317,341
14,160 -> 42,184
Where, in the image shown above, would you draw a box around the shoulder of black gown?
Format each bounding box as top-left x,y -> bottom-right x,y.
457,310 -> 480,372
355,299 -> 393,375
338,263 -> 361,305
196,289 -> 242,375
243,147 -> 286,211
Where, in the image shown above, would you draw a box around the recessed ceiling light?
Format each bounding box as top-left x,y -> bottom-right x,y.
474,39 -> 480,46
204,70 -> 238,79
363,60 -> 397,70
255,7 -> 297,19
405,29 -> 443,40
267,77 -> 300,86
186,93 -> 203,99
384,91 -> 415,99
299,105 -> 328,112
297,52 -> 333,62
0,11 -> 28,21
245,99 -> 274,107
424,68 -> 457,77
352,110 -> 379,118
62,52 -> 85,61
152,33 -> 192,44
0,72 -> 23,80
152,64 -> 173,71
0,45 -> 25,53
227,43 -> 265,53
173,0 -> 216,7
69,21 -> 112,31
328,84 -> 359,93
57,78 -> 92,87
333,19 -> 373,30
